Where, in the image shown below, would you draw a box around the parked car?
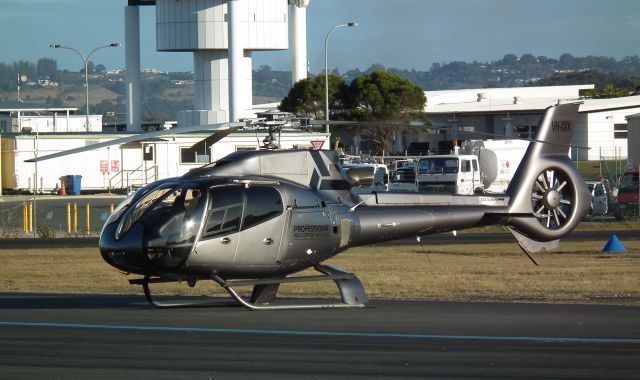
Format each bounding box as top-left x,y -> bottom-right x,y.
585,179 -> 609,219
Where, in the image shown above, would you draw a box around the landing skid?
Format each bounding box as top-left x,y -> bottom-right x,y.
129,264 -> 368,310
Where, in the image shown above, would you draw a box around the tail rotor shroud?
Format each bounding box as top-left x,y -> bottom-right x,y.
531,168 -> 575,230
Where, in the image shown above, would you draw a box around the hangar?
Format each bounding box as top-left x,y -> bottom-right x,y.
417,85 -> 640,161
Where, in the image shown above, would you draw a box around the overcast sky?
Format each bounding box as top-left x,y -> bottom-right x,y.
1,0 -> 638,74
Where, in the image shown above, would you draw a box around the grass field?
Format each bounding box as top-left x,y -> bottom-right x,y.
2,239 -> 639,306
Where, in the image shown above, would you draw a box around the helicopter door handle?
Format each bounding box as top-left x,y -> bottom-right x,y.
263,238 -> 274,245
220,237 -> 231,245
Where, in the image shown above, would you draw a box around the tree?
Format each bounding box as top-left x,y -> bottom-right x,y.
279,74 -> 346,119
592,84 -> 631,98
36,58 -> 58,79
279,71 -> 428,154
559,53 -> 575,69
342,71 -> 428,154
501,54 -> 519,67
94,64 -> 107,74
344,71 -> 426,120
520,54 -> 537,66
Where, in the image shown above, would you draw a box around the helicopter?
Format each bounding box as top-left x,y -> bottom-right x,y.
27,103 -> 591,310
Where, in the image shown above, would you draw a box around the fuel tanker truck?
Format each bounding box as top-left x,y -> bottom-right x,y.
416,139 -> 530,195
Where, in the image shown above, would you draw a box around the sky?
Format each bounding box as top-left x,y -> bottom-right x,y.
1,0 -> 638,74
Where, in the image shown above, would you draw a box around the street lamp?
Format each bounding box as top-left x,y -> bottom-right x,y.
50,43 -> 120,131
324,22 -> 357,133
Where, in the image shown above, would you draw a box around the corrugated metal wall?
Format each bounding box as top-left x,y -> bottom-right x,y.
627,114 -> 640,166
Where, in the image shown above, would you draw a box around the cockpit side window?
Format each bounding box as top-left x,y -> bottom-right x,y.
202,186 -> 244,239
241,187 -> 283,231
201,186 -> 283,239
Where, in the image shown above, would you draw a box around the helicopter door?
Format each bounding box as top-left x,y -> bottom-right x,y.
234,186 -> 285,265
190,186 -> 243,267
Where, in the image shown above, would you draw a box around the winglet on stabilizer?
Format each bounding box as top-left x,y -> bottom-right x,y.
507,227 -> 559,266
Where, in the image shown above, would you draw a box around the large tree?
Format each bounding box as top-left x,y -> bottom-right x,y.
279,74 -> 346,119
36,58 -> 58,80
279,71 -> 428,154
342,71 -> 428,154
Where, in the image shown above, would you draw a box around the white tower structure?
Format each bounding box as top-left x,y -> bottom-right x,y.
289,0 -> 309,85
125,4 -> 143,132
155,0 -> 289,126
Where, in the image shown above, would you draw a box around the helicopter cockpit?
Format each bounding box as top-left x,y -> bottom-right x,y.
138,185 -> 206,269
101,181 -> 208,274
100,178 -> 288,277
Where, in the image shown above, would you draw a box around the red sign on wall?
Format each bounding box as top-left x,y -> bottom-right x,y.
100,160 -> 108,173
111,160 -> 120,173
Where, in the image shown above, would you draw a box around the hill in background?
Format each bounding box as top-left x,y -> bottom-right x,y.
1,53 -> 639,122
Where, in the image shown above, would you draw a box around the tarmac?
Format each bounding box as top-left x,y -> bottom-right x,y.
1,294 -> 639,379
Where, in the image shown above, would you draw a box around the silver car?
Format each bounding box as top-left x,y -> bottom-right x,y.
585,179 -> 608,218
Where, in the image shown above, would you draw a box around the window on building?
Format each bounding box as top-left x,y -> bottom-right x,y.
516,125 -> 538,139
180,147 -> 209,164
614,123 -> 627,139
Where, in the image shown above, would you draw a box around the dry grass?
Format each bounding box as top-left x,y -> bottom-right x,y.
1,240 -> 639,305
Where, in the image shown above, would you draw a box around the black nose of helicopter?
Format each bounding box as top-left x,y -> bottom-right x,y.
99,183 -> 206,275
100,222 -> 150,274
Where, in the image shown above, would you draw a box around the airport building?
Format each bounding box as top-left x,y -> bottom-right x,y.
0,101 -> 326,193
625,113 -> 640,167
417,85 -> 640,161
1,129 -> 327,193
341,85 -> 640,161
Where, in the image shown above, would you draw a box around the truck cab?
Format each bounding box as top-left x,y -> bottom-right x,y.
415,155 -> 482,195
616,170 -> 639,220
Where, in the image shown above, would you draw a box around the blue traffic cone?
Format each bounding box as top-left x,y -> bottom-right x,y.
602,234 -> 626,253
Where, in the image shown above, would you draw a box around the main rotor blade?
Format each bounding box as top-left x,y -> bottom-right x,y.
310,119 -> 591,150
308,120 -> 427,128
183,126 -> 242,155
24,122 -> 245,163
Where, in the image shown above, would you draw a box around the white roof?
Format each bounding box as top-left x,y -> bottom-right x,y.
578,96 -> 640,112
423,84 -> 640,115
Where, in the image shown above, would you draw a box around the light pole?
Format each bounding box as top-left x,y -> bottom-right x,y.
50,43 -> 120,131
324,22 -> 357,133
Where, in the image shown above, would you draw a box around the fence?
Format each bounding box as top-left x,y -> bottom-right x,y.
0,198 -> 119,238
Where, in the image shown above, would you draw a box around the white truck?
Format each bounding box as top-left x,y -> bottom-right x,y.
415,140 -> 529,195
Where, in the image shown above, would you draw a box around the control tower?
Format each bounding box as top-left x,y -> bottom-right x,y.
125,0 -> 309,130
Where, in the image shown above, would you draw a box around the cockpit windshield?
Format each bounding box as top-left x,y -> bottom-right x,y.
142,186 -> 207,268
116,184 -> 176,239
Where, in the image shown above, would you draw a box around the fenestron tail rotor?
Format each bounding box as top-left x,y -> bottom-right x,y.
530,168 -> 574,230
